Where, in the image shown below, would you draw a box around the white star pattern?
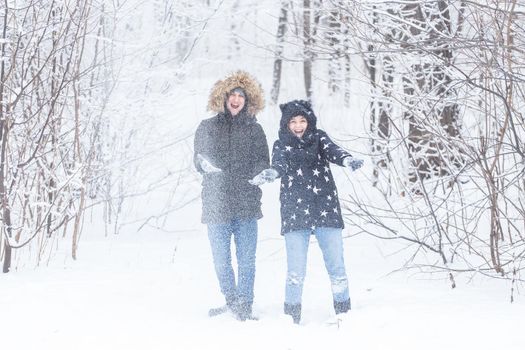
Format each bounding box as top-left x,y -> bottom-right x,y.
321,210 -> 328,217
297,168 -> 303,176
324,176 -> 330,182
312,186 -> 320,194
297,198 -> 303,203
320,137 -> 326,141
285,146 -> 292,152
323,143 -> 329,150
313,169 -> 320,176
304,208 -> 310,215
333,208 -> 338,214
307,185 -> 312,190
324,166 -> 329,172
288,175 -> 294,181
327,195 -> 332,201
311,225 -> 316,230
291,214 -> 296,220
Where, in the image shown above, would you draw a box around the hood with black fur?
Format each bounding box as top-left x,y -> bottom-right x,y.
207,71 -> 265,116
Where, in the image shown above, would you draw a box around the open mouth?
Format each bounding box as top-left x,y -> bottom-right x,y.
292,129 -> 305,136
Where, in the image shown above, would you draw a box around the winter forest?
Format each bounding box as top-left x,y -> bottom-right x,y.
2,0 -> 525,349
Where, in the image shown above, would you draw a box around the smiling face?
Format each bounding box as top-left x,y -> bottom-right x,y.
288,115 -> 308,138
226,91 -> 246,116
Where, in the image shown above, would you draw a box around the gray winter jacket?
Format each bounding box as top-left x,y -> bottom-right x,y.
194,111 -> 269,224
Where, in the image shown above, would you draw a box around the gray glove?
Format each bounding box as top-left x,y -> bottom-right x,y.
197,154 -> 222,173
342,157 -> 364,171
249,168 -> 279,186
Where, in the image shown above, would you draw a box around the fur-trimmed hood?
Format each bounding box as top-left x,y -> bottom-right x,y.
207,71 -> 265,116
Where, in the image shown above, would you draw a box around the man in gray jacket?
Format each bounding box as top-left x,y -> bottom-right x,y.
194,71 -> 269,321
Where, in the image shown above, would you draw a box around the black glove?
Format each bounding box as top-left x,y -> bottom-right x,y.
342,157 -> 364,171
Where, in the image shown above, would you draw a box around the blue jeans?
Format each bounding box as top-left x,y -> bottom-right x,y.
284,227 -> 349,305
207,218 -> 258,306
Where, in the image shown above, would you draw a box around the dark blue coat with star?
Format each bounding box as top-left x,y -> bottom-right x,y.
271,100 -> 351,234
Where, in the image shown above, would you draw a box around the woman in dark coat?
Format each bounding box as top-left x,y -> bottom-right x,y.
250,100 -> 363,324
194,71 -> 269,321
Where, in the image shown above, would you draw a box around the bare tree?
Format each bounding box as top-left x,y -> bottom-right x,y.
271,0 -> 289,104
397,2 -> 462,184
338,0 -> 525,287
0,0 -> 112,271
302,0 -> 314,101
324,0 -> 351,102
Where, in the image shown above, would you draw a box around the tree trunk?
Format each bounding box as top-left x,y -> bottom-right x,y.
326,5 -> 341,93
271,0 -> 289,104
367,7 -> 392,187
0,112 -> 12,273
401,2 -> 460,183
303,0 -> 313,101
1,2 -> 11,273
227,0 -> 241,60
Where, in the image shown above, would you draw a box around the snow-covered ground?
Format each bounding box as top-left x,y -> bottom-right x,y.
2,180 -> 524,350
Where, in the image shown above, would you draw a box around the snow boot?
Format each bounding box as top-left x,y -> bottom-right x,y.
233,302 -> 257,321
334,298 -> 351,314
208,305 -> 229,317
208,296 -> 238,317
284,303 -> 301,324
